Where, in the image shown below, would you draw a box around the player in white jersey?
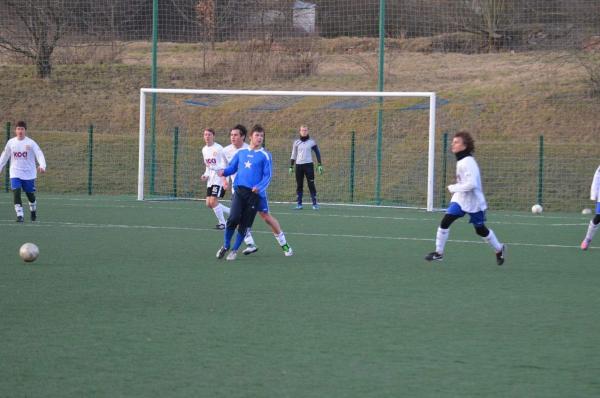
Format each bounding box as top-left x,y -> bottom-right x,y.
223,124 -> 257,255
425,131 -> 506,265
289,125 -> 323,210
580,165 -> 600,250
201,128 -> 230,229
0,121 -> 46,222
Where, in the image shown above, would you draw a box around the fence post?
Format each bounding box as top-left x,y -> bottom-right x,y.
349,131 -> 356,202
537,135 -> 544,206
87,124 -> 94,195
4,122 -> 10,192
172,126 -> 179,197
440,132 -> 448,208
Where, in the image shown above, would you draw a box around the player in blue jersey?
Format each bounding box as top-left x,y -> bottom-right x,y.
216,124 -> 293,260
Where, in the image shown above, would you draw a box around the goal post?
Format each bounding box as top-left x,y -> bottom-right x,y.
138,88 -> 437,211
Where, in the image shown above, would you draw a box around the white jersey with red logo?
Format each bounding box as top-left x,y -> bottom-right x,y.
201,142 -> 226,187
0,136 -> 46,180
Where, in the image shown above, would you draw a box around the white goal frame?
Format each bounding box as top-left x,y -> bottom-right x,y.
138,88 -> 437,211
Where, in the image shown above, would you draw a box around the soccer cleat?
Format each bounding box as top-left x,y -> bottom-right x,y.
16,216 -> 24,223
216,246 -> 228,259
424,251 -> 443,261
215,223 -> 225,230
242,245 -> 258,255
226,250 -> 238,261
282,244 -> 294,256
293,204 -> 303,210
31,211 -> 37,222
496,244 -> 507,265
312,204 -> 320,210
581,239 -> 590,251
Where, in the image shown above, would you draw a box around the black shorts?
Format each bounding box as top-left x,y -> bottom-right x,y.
206,185 -> 225,198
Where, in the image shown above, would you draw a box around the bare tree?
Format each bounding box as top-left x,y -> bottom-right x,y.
452,0 -> 517,51
0,0 -> 74,78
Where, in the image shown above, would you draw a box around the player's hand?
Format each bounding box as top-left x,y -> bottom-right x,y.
317,164 -> 323,175
38,167 -> 45,173
288,167 -> 293,176
447,184 -> 456,193
217,170 -> 225,177
223,180 -> 229,190
201,175 -> 208,181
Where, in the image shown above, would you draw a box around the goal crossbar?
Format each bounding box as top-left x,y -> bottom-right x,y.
138,88 -> 437,210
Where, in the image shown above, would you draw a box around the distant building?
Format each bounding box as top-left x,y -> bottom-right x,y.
249,1 -> 316,35
293,1 -> 316,34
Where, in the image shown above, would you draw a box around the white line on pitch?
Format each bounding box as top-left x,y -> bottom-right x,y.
0,220 -> 589,250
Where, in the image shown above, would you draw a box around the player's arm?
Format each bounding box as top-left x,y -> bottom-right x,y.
448,163 -> 477,193
289,141 -> 298,174
33,142 -> 46,172
220,152 -> 239,177
201,161 -> 210,181
311,143 -> 323,173
591,165 -> 600,201
254,152 -> 272,193
0,143 -> 11,174
216,149 -> 228,189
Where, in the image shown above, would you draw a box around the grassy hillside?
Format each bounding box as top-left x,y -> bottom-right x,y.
1,40 -> 599,210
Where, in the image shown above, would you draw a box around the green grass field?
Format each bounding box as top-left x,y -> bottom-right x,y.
1,193 -> 599,397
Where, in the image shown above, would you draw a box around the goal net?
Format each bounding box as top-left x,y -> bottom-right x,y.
137,88 -> 439,211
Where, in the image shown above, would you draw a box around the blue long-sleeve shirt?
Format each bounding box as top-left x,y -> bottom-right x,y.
222,148 -> 272,198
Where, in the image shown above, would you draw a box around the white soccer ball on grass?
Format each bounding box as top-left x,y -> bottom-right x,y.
531,204 -> 543,214
19,243 -> 39,263
582,208 -> 592,215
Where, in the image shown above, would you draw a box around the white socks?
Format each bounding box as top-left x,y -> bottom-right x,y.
484,229 -> 503,252
274,231 -> 287,246
219,204 -> 230,214
244,229 -> 256,246
15,204 -> 24,217
213,205 -> 226,225
585,220 -> 600,243
29,201 -> 36,211
435,227 -> 449,254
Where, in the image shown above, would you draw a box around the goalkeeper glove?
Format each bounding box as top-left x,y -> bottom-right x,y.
317,164 -> 323,175
288,167 -> 294,176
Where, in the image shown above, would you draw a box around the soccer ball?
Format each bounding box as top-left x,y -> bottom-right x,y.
531,204 -> 543,214
582,208 -> 592,215
19,243 -> 39,263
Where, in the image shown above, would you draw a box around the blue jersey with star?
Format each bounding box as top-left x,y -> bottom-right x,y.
222,147 -> 272,197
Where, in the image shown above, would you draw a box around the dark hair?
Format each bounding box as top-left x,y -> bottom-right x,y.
16,120 -> 27,129
251,124 -> 264,134
232,124 -> 247,138
204,128 -> 215,135
454,130 -> 475,153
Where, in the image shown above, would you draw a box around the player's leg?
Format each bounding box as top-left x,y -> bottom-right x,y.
471,213 -> 506,265
217,191 -> 244,259
304,163 -> 318,209
229,195 -> 260,260
23,179 -> 37,221
425,202 -> 463,261
294,165 -> 304,209
242,228 -> 258,255
207,185 -> 226,229
581,202 -> 600,250
257,198 -> 293,256
11,178 -> 24,222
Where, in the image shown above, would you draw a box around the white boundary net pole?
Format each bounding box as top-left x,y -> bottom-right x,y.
138,88 -> 437,210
